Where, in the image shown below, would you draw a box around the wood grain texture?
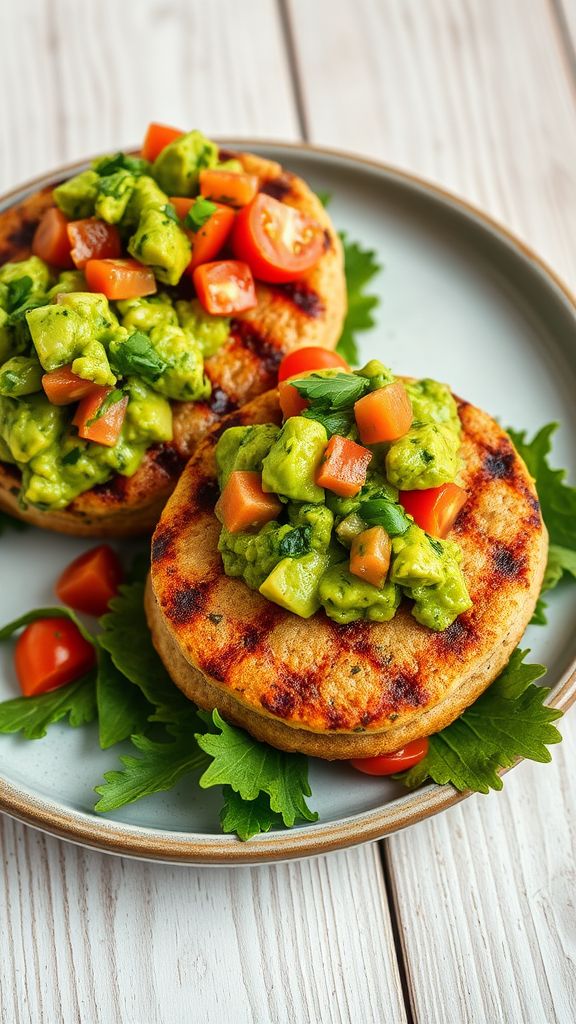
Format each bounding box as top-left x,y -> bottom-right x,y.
0,0 -> 300,191
288,0 -> 576,1019
0,819 -> 406,1024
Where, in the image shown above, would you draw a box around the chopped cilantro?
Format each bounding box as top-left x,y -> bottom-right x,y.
184,197 -> 218,231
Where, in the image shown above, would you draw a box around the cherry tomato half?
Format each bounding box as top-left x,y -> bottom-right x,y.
193,260 -> 257,316
350,738 -> 429,776
15,618 -> 96,697
56,545 -> 124,617
277,346 -> 349,382
233,194 -> 325,283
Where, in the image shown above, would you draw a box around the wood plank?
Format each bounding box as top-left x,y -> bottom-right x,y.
0,818 -> 407,1024
289,0 -> 576,1020
0,0 -> 300,191
288,0 -> 576,288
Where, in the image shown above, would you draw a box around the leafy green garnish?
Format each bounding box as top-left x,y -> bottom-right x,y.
94,728 -> 207,812
302,407 -> 356,438
337,233 -> 381,363
85,388 -> 126,426
220,787 -> 285,841
196,710 -> 318,830
278,525 -> 312,558
162,203 -> 180,223
0,673 -> 96,740
96,648 -> 151,750
109,331 -> 168,382
360,498 -> 411,536
92,152 -> 150,177
185,197 -> 217,231
291,372 -> 369,411
399,650 -> 562,793
5,276 -> 33,314
508,423 -> 576,621
98,582 -> 193,724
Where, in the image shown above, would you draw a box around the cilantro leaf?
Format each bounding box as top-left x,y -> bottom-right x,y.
184,197 -> 217,231
317,191 -> 332,208
0,672 -> 97,740
399,650 -> 562,794
337,233 -> 381,363
92,152 -> 150,177
360,498 -> 412,536
302,407 -> 356,438
196,710 -> 318,828
291,372 -> 369,411
109,331 -> 168,382
85,388 -> 126,426
220,787 -> 285,841
98,582 -> 194,724
94,729 -> 207,812
96,647 -> 151,750
278,525 -> 312,558
6,276 -> 33,314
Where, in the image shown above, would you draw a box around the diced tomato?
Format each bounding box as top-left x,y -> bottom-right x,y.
315,435 -> 372,497
350,738 -> 429,775
169,196 -> 194,220
215,471 -> 282,533
199,169 -> 259,208
73,386 -> 128,447
32,207 -> 73,268
278,346 -> 349,381
141,122 -> 183,162
42,366 -> 99,405
193,260 -> 257,316
15,617 -> 96,697
349,526 -> 391,589
400,483 -> 468,538
233,194 -> 325,283
354,381 -> 413,444
278,377 -> 309,419
187,202 -> 236,270
84,258 -> 157,300
67,218 -> 121,269
56,545 -> 123,617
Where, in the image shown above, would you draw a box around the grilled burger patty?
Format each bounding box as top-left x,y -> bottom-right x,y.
0,152 -> 346,536
146,389 -> 547,759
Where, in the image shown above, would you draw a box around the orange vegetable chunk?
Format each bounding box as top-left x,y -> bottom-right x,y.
215,471 -> 282,533
73,386 -> 128,447
84,258 -> 157,300
32,207 -> 73,268
277,377 -> 309,420
42,365 -> 100,405
354,381 -> 413,444
400,483 -> 468,538
67,218 -> 121,269
141,122 -> 183,162
56,545 -> 123,617
199,169 -> 259,208
349,526 -> 392,588
315,434 -> 372,497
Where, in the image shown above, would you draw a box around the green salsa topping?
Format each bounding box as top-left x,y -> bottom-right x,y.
0,129 -> 234,511
215,361 -> 472,632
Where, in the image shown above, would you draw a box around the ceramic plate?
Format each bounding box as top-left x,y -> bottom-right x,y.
0,143 -> 575,864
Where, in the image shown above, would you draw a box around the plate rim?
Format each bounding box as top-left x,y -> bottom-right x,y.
0,139 -> 574,864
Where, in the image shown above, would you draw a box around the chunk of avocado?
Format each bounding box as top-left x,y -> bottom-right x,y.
53,170 -> 100,219
259,551 -> 328,618
152,130 -> 219,196
215,424 -> 281,488
128,206 -> 191,286
95,169 -> 136,224
0,355 -> 43,396
261,417 -> 327,503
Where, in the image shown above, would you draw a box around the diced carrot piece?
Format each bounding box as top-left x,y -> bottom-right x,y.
193,260 -> 256,315
350,526 -> 391,588
199,169 -> 259,208
315,435 -> 373,497
400,483 -> 468,538
277,376 -> 309,420
354,381 -> 413,444
73,386 -> 128,447
42,366 -> 99,405
32,208 -> 73,268
67,218 -> 121,269
84,258 -> 157,300
215,471 -> 282,533
141,122 -> 183,162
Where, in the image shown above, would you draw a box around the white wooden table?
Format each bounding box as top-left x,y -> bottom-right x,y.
1,2 -> 575,1021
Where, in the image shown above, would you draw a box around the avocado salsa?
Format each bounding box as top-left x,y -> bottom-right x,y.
0,130 -> 237,510
214,361 -> 472,631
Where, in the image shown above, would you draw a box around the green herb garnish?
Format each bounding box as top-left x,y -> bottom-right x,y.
360,498 -> 412,536
278,525 -> 312,558
291,372 -> 369,411
109,331 -> 168,383
184,197 -> 218,231
337,234 -> 381,363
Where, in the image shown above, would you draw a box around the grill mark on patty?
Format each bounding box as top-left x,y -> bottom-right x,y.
166,579 -> 214,624
198,609 -> 280,682
261,684 -> 297,718
260,175 -> 293,201
434,615 -> 478,657
230,319 -> 283,378
193,477 -> 220,514
491,542 -> 527,580
273,282 -> 325,318
151,443 -> 187,478
208,387 -> 237,416
151,524 -> 176,563
484,447 -> 515,480
89,474 -> 129,503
